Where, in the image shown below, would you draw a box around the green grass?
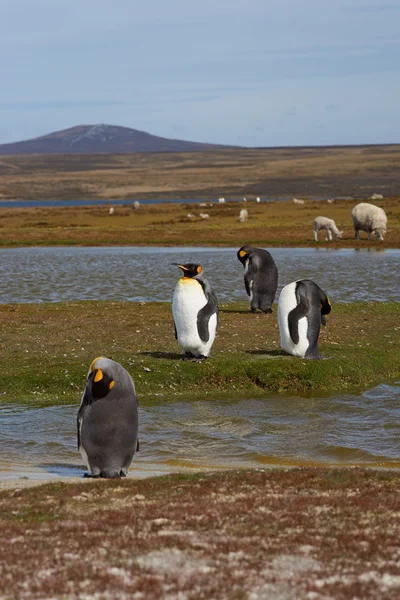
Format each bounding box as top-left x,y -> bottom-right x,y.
1,301 -> 399,406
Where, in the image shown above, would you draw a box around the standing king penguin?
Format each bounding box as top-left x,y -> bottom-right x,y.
172,263 -> 218,361
77,356 -> 139,478
278,279 -> 331,359
237,245 -> 278,313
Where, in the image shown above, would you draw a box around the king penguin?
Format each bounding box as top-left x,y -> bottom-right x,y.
172,263 -> 218,361
237,245 -> 278,313
278,280 -> 331,359
77,356 -> 139,478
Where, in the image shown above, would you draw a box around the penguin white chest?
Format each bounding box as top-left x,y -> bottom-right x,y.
173,278 -> 213,355
278,282 -> 309,358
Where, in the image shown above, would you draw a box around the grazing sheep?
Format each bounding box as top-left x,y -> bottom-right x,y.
243,196 -> 247,202
239,209 -> 248,223
327,198 -> 334,204
218,197 -> 225,203
313,216 -> 343,242
199,213 -> 210,219
293,198 -> 305,205
187,213 -> 195,219
256,197 -> 261,203
132,201 -> 140,210
352,203 -> 387,241
108,207 -> 115,215
370,193 -> 384,200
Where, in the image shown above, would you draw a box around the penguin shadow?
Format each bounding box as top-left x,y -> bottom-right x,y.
39,463 -> 86,477
246,349 -> 288,357
140,351 -> 183,360
220,309 -> 252,315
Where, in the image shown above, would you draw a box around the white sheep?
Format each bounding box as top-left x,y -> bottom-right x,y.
313,216 -> 343,242
352,202 -> 387,241
293,198 -> 305,205
256,197 -> 261,203
199,213 -> 210,219
132,200 -> 140,210
327,198 -> 334,204
239,208 -> 248,223
108,206 -> 115,215
369,193 -> 384,200
218,197 -> 225,203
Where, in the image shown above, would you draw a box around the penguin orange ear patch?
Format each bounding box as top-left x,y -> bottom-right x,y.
94,369 -> 103,383
239,250 -> 247,258
197,266 -> 202,273
109,380 -> 115,390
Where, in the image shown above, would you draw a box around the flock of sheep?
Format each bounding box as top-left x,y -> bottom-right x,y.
313,202 -> 387,242
108,196 -> 388,242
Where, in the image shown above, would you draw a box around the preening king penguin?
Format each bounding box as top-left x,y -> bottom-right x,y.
172,263 -> 218,361
237,245 -> 278,313
77,356 -> 139,478
278,279 -> 331,359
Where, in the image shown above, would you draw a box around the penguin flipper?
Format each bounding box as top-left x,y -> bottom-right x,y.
288,295 -> 309,345
244,272 -> 252,296
77,387 -> 91,450
174,320 -> 178,340
197,290 -> 218,342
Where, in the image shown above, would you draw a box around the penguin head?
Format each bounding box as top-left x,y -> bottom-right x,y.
173,263 -> 204,279
237,245 -> 252,266
87,356 -> 116,400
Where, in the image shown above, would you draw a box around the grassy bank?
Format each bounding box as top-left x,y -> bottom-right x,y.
1,468 -> 400,599
0,196 -> 400,248
1,301 -> 398,406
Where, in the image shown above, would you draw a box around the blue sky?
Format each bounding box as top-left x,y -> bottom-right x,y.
1,0 -> 400,147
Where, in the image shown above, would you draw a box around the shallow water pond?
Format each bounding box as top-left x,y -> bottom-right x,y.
1,383 -> 399,482
0,246 -> 399,304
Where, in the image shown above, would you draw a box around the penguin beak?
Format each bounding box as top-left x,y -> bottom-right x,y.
172,263 -> 188,271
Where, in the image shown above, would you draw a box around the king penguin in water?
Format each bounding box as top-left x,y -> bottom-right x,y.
237,245 -> 278,313
278,280 -> 331,359
77,356 -> 139,478
172,263 -> 218,361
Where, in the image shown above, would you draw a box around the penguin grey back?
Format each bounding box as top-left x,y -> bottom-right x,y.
237,245 -> 278,313
77,356 -> 139,478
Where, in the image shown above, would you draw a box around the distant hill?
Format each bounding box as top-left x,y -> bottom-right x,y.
0,124 -> 234,155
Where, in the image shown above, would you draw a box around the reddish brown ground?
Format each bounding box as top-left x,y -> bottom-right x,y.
1,468 -> 400,599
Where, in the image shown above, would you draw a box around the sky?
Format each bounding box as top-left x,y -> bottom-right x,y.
1,0 -> 400,147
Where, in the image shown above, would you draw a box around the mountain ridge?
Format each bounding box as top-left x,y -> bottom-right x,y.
0,124 -> 235,155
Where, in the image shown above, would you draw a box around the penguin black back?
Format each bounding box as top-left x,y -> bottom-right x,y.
278,279 -> 331,359
237,245 -> 278,313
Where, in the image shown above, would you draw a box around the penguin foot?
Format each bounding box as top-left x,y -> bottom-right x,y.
261,307 -> 273,314
190,355 -> 207,362
182,351 -> 194,361
100,471 -> 122,479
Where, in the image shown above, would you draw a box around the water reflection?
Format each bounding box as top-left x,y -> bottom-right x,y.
0,247 -> 399,304
1,383 -> 399,481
